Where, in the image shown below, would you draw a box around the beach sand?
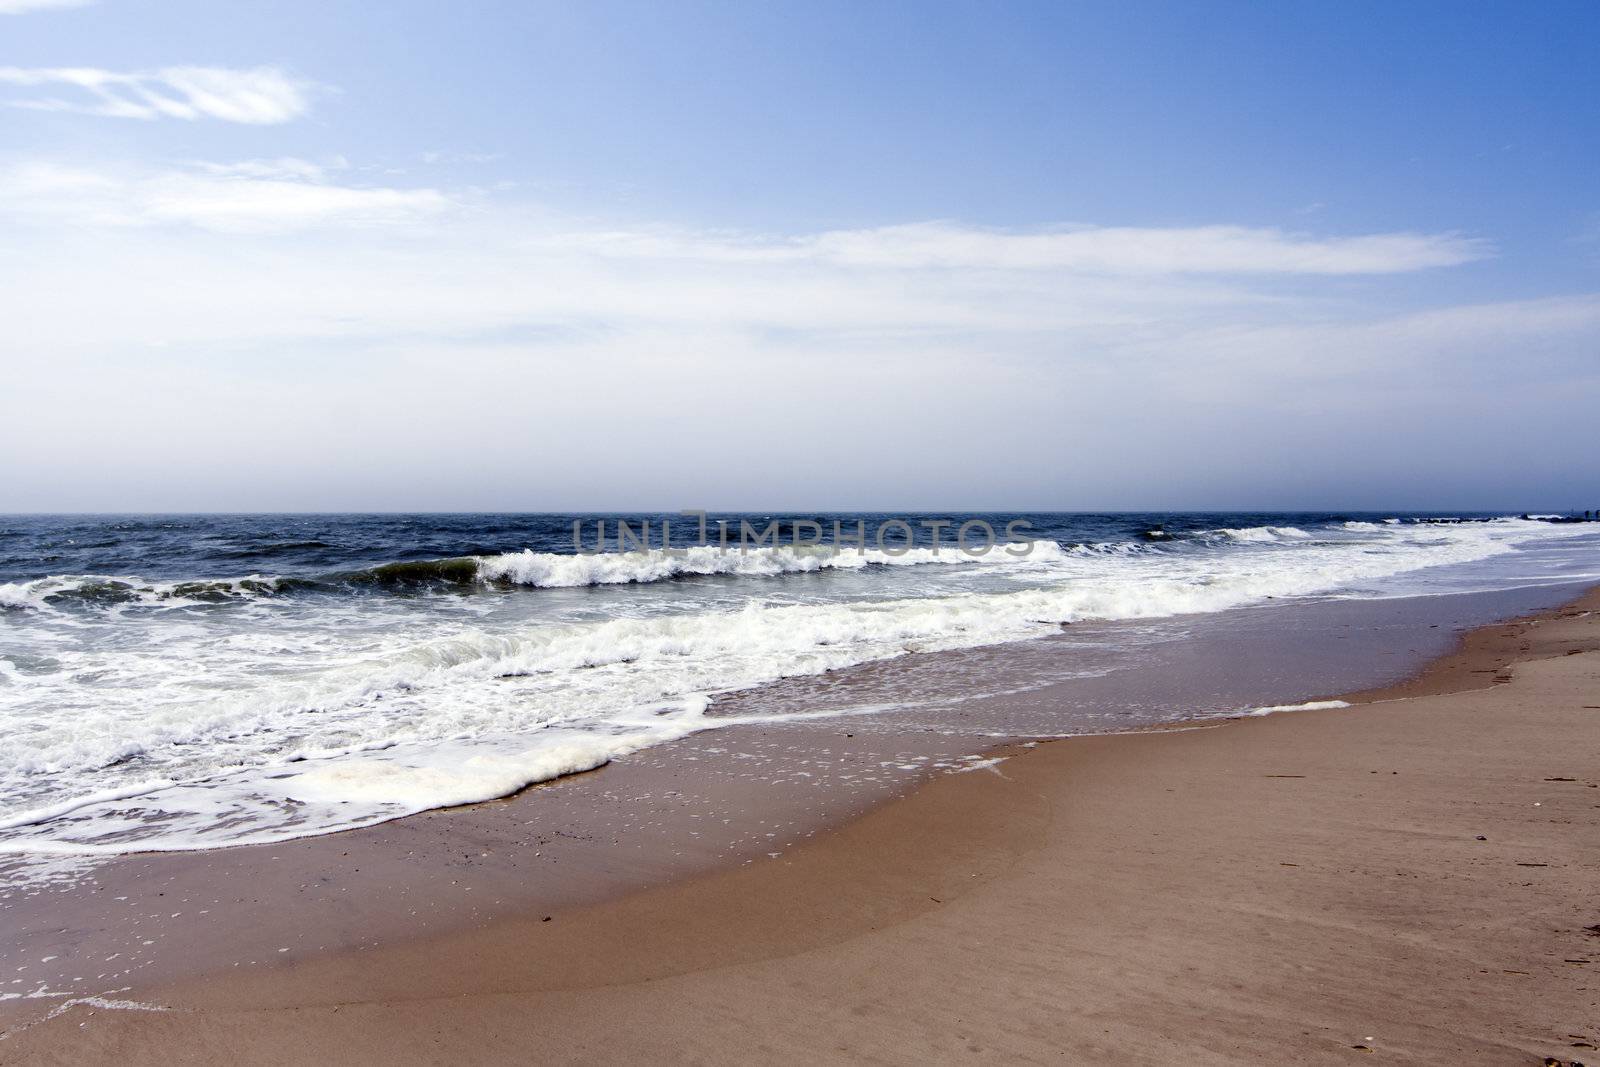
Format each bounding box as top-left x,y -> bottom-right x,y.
6,593 -> 1598,1063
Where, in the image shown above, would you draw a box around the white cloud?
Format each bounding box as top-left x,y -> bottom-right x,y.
1159,294 -> 1600,391
0,0 -> 91,12
0,155 -> 1586,510
190,157 -> 340,182
0,162 -> 1287,342
0,160 -> 451,232
823,222 -> 1488,274
576,221 -> 1488,275
0,159 -> 1488,279
0,65 -> 314,123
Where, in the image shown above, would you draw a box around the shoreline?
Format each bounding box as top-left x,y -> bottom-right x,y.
5,586 -> 1599,1061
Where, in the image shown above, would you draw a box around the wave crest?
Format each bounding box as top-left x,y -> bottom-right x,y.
1212,526 -> 1313,543
476,542 -> 1057,588
0,541 -> 1065,611
0,574 -> 296,611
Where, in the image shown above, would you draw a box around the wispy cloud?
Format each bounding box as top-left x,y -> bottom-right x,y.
0,156 -> 1585,509
815,222 -> 1488,274
578,221 -> 1490,275
0,160 -> 451,232
190,158 -> 344,181
0,0 -> 92,12
0,160 -> 1487,280
0,65 -> 315,123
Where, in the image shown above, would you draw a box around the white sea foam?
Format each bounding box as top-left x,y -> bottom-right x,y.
0,778 -> 178,832
1066,540 -> 1150,556
281,733 -> 627,808
476,541 -> 1060,587
0,516 -> 1588,856
0,543 -> 1061,613
0,582 -> 43,611
1244,699 -> 1352,716
1214,525 -> 1313,542
0,573 -> 289,612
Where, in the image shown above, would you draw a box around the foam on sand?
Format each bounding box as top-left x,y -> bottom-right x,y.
1243,699 -> 1352,716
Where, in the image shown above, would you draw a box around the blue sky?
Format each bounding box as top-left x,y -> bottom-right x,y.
2,0 -> 1597,510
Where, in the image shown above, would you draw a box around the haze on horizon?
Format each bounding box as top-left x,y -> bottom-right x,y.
1,0 -> 1597,513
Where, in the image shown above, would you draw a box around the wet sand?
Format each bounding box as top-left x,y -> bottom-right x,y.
5,590 -> 1598,1062
0,584 -> 1580,1011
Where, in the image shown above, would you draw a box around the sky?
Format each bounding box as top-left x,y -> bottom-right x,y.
1,0 -> 1597,512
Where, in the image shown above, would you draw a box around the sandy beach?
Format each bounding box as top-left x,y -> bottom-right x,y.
6,0 -> 1598,1060
4,590 -> 1595,1063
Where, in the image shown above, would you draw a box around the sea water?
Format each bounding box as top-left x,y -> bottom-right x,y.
1,512 -> 1596,855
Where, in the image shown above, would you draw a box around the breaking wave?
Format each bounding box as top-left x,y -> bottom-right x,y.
1212,526 -> 1313,542
475,542 -> 1055,587
0,541 -> 1063,612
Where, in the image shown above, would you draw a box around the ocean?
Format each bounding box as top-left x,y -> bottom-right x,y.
2,511 -> 1597,859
